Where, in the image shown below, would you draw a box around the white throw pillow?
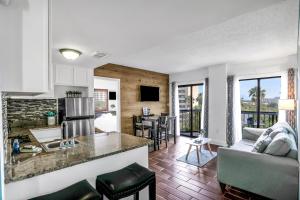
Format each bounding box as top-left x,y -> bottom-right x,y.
252,134 -> 272,153
264,132 -> 292,156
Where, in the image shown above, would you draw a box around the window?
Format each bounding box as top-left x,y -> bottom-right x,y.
178,84 -> 204,137
94,89 -> 108,112
240,76 -> 281,128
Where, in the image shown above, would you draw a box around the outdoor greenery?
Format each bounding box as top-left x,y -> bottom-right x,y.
180,110 -> 202,132
180,93 -> 203,132
241,86 -> 278,112
241,86 -> 278,128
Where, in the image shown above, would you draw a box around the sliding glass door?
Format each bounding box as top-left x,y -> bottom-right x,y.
240,76 -> 281,128
178,84 -> 204,137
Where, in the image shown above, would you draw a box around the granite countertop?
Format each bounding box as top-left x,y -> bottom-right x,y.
5,128 -> 151,184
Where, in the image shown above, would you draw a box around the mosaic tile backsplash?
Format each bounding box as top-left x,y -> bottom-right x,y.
7,98 -> 58,129
2,93 -> 8,164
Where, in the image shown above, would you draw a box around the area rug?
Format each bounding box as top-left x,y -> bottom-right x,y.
177,149 -> 217,167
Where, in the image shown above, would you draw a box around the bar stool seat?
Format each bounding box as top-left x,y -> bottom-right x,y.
29,180 -> 101,200
96,162 -> 156,200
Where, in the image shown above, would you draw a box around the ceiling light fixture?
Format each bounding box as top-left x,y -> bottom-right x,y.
59,48 -> 82,60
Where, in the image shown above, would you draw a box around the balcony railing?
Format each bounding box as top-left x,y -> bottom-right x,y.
241,110 -> 278,128
179,109 -> 202,133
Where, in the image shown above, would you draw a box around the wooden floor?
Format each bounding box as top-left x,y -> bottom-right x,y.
149,136 -> 268,200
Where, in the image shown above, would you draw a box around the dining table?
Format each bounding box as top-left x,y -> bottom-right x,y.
140,115 -> 177,151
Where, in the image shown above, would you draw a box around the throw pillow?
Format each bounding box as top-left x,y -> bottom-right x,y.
262,127 -> 273,136
264,132 -> 292,156
252,134 -> 272,153
269,127 -> 287,139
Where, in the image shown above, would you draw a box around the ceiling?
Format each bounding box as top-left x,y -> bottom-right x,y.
52,0 -> 298,74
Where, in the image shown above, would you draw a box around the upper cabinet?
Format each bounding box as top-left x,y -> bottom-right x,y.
55,65 -> 74,86
0,0 -> 50,93
54,64 -> 91,87
74,67 -> 90,87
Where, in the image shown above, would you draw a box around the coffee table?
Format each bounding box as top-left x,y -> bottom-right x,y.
185,138 -> 212,164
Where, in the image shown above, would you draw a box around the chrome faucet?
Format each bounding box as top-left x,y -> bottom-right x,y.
60,121 -> 76,148
60,121 -> 69,148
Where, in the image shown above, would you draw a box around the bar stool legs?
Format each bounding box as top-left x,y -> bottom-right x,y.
134,192 -> 139,200
149,177 -> 156,200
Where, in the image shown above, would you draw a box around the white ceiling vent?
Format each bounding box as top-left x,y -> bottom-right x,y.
92,51 -> 107,59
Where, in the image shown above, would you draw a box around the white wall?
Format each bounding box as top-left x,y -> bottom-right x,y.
169,55 -> 297,145
228,54 -> 297,78
170,67 -> 208,85
208,64 -> 228,145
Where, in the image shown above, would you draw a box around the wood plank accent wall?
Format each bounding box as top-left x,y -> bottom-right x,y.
94,64 -> 169,135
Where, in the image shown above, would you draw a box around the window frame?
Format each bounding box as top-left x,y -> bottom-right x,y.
94,89 -> 109,112
239,76 -> 281,128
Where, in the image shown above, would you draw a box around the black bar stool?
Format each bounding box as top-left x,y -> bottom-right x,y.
29,180 -> 101,200
96,163 -> 156,200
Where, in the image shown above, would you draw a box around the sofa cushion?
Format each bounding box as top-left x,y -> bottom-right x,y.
252,134 -> 272,153
231,139 -> 255,152
240,139 -> 256,147
286,133 -> 298,159
242,127 -> 267,141
264,132 -> 292,156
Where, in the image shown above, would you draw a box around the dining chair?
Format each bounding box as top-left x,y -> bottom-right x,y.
158,116 -> 169,147
133,115 -> 152,138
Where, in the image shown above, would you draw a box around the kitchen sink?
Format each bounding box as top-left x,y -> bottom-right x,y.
41,139 -> 80,152
30,128 -> 61,143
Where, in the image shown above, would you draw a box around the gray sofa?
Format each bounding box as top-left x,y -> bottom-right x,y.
217,125 -> 299,200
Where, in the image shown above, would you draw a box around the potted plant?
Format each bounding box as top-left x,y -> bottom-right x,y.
46,111 -> 56,126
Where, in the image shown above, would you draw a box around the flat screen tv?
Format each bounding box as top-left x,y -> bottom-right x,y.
140,86 -> 159,101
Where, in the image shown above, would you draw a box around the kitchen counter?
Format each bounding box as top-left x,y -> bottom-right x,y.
5,128 -> 151,184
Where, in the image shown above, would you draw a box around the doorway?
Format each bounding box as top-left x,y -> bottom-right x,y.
178,84 -> 204,137
94,77 -> 121,133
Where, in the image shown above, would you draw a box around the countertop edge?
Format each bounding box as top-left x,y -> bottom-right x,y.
5,142 -> 149,184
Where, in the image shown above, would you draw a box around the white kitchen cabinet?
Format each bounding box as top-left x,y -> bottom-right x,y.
74,67 -> 90,87
0,0 -> 49,93
55,65 -> 91,87
55,65 -> 74,86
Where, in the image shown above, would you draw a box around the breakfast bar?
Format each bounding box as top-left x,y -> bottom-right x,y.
5,131 -> 150,200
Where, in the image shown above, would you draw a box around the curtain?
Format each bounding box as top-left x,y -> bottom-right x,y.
278,71 -> 288,122
233,77 -> 242,143
226,76 -> 234,146
203,78 -> 209,137
227,76 -> 242,146
171,82 -> 180,136
287,68 -> 296,128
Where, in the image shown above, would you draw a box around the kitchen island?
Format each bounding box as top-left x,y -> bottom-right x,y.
5,131 -> 151,200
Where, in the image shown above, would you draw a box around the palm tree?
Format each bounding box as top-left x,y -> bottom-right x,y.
248,86 -> 266,103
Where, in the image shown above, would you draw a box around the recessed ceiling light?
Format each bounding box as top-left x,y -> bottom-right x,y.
59,48 -> 82,60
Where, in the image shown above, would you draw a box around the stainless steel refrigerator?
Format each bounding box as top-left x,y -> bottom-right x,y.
58,97 -> 95,137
